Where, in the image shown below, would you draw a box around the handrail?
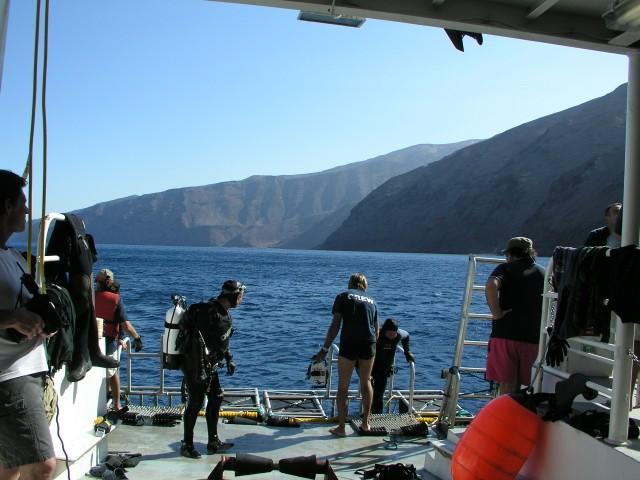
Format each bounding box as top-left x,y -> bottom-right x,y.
439,254 -> 504,427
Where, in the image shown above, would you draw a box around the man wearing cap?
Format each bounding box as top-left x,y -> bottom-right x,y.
94,268 -> 143,412
371,318 -> 414,414
485,237 -> 545,395
180,280 -> 245,459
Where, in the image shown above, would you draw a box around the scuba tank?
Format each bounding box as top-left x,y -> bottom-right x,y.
162,295 -> 187,369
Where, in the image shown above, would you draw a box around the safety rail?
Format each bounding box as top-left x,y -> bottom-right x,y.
438,255 -> 503,428
120,339 -> 421,416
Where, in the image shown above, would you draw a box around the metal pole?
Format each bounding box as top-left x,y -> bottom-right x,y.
0,0 -> 9,94
608,52 -> 640,445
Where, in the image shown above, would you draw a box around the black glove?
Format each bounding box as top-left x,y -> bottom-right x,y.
133,336 -> 143,352
545,335 -> 569,368
405,351 -> 415,363
227,360 -> 236,376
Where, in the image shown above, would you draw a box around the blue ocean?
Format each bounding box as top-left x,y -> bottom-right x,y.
89,244 -> 545,401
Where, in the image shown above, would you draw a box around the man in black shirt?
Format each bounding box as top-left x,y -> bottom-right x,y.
485,237 -> 544,395
315,273 -> 378,437
180,280 -> 245,459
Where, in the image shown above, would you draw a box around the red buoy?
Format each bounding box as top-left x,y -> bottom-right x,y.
451,394 -> 542,480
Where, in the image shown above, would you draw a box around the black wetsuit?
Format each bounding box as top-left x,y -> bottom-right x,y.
371,328 -> 411,414
181,299 -> 233,446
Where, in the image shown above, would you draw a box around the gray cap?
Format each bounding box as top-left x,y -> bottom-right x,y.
502,237 -> 533,253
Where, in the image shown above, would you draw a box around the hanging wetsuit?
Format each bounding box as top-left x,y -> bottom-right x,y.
371,318 -> 414,414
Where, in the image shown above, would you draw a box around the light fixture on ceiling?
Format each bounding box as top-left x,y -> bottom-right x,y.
603,0 -> 640,31
298,0 -> 366,28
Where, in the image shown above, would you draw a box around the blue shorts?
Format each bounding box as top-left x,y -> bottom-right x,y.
0,374 -> 55,469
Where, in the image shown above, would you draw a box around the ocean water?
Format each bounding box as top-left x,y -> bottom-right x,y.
92,244 -> 533,401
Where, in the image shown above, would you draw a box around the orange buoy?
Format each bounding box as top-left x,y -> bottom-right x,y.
451,394 -> 542,480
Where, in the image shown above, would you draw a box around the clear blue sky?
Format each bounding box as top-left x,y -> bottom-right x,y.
0,0 -> 629,213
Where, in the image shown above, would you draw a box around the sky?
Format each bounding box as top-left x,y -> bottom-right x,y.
0,0 -> 630,213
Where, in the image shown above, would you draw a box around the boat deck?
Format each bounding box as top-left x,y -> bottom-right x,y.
105,417 -> 440,479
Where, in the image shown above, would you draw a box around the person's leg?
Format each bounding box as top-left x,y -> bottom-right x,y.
109,374 -> 121,411
204,372 -> 232,452
182,378 -> 205,447
17,458 -> 57,480
0,376 -> 56,479
357,356 -> 375,431
105,340 -> 121,409
330,355 -> 355,437
371,371 -> 387,414
0,464 -> 19,480
486,338 -> 519,396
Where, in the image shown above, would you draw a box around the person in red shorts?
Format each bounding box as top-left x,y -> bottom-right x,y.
485,237 -> 545,395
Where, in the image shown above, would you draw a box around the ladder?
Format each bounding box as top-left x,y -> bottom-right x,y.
438,254 -> 503,427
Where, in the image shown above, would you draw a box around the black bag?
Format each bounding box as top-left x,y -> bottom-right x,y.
355,463 -> 421,479
42,284 -> 77,372
569,410 -> 639,440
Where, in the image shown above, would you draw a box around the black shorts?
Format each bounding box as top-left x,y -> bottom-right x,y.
339,341 -> 376,361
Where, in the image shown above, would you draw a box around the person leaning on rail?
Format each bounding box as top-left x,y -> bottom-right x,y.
484,237 -> 545,396
94,268 -> 143,412
370,318 -> 414,414
0,170 -> 57,480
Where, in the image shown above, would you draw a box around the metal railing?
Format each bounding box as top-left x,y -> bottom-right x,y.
439,255 -> 503,427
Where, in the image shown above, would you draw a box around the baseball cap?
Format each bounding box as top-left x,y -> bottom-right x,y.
502,237 -> 533,253
96,268 -> 114,283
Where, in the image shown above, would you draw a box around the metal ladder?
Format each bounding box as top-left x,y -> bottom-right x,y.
438,254 -> 503,427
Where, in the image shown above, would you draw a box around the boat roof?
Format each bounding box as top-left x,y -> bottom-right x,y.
213,0 -> 640,54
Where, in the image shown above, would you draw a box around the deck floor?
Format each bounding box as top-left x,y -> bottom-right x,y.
104,418 -> 439,479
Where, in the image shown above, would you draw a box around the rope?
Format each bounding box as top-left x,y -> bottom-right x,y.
24,0 -> 42,275
37,0 -> 50,294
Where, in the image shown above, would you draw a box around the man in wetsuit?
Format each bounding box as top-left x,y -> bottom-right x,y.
371,318 -> 414,414
180,280 -> 245,459
94,268 -> 143,412
315,273 -> 378,437
485,237 -> 544,395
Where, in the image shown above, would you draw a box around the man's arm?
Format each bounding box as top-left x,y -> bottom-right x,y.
0,308 -> 43,339
399,330 -> 414,363
485,277 -> 510,320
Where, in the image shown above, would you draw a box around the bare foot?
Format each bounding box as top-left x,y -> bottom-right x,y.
329,427 -> 346,437
360,423 -> 371,432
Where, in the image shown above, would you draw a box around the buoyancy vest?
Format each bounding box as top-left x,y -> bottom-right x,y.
95,291 -> 120,338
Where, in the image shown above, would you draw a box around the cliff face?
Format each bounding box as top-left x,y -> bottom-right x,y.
321,85 -> 627,255
72,141 -> 477,248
